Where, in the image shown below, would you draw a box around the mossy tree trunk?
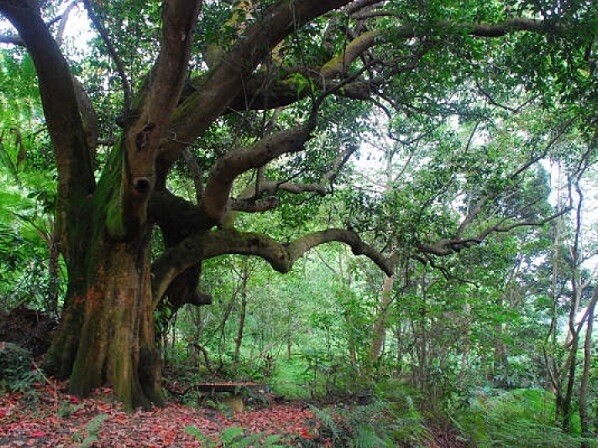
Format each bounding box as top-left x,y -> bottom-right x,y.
1,0 -> 202,410
43,131 -> 172,408
48,229 -> 163,409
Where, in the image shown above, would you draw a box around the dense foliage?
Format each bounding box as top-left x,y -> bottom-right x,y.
0,0 -> 597,445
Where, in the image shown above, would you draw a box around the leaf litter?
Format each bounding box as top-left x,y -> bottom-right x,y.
0,380 -> 318,447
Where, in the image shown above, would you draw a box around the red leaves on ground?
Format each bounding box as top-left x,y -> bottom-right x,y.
233,405 -> 317,438
0,380 -> 318,447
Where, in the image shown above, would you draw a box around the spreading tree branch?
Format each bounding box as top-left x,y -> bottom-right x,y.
417,208 -> 570,256
320,18 -> 557,78
202,125 -> 312,223
160,8 -> 567,189
152,228 -> 394,304
160,0 -> 352,165
230,142 -> 358,210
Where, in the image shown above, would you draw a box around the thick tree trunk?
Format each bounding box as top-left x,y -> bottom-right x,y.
46,228 -> 164,410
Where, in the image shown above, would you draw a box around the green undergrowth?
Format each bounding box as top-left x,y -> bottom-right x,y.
453,388 -> 595,448
271,353 -> 377,400
304,378 -> 430,448
185,425 -> 283,447
270,356 -> 312,399
308,399 -> 429,448
166,348 -> 595,448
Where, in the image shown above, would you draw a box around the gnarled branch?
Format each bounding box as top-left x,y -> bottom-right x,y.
160,0 -> 352,165
202,125 -> 311,223
151,228 -> 394,305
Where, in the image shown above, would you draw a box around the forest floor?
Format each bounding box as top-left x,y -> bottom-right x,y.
0,309 -> 467,447
0,378 -> 468,447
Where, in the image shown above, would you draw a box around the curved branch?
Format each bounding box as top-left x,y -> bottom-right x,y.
321,30 -> 379,78
320,18 -> 551,78
160,0 -> 352,163
225,143 -> 356,229
252,143 -> 356,198
286,229 -> 393,275
152,228 -> 394,304
202,125 -> 311,223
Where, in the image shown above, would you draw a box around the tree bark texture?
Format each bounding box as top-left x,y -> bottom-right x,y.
46,215 -> 163,409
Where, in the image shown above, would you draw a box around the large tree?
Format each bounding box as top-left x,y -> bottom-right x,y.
0,0 -> 594,409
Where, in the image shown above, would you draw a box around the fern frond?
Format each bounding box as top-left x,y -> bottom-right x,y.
220,425 -> 245,444
353,424 -> 389,448
309,404 -> 341,441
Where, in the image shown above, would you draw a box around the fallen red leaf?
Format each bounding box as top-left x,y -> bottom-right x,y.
29,430 -> 46,438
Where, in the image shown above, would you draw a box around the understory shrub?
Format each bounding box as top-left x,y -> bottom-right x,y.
0,342 -> 35,391
309,397 -> 429,448
453,388 -> 595,448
